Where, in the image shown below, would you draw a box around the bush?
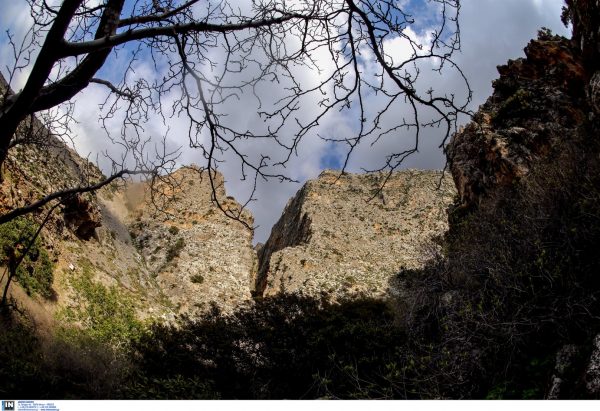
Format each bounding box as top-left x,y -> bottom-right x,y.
165,237 -> 185,262
0,317 -> 49,398
58,261 -> 144,347
0,217 -> 54,298
125,295 -> 407,399
0,311 -> 133,399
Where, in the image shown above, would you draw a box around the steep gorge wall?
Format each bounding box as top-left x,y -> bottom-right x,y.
446,32 -> 589,208
124,167 -> 256,314
257,169 -> 455,300
1,73 -> 257,319
448,2 -> 600,209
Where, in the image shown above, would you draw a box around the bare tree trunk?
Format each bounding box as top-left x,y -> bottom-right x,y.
0,113 -> 23,181
1,263 -> 16,308
0,0 -> 124,182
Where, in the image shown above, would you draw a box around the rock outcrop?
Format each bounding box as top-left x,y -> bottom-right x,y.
256,169 -> 455,300
0,73 -> 105,240
1,72 -> 256,318
62,193 -> 102,240
447,32 -> 589,208
125,167 -> 256,314
448,0 -> 600,210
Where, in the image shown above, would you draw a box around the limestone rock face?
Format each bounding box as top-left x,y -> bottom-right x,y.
126,167 -> 256,314
0,73 -> 105,241
446,33 -> 589,208
1,73 -> 256,319
256,170 -> 455,300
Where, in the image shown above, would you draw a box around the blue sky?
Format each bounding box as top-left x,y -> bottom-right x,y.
0,0 -> 570,242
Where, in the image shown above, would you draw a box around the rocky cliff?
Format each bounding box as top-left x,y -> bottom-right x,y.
2,160 -> 257,320
256,169 -> 455,300
441,3 -> 600,398
3,77 -> 459,320
447,0 -> 600,210
123,167 -> 256,314
0,73 -> 257,321
0,75 -> 168,324
446,31 -> 589,208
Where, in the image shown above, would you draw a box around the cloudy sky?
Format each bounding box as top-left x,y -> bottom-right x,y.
1,0 -> 569,243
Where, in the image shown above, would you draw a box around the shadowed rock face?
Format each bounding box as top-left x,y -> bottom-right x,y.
446,7 -> 600,396
446,32 -> 590,209
254,184 -> 313,296
62,194 -> 102,240
256,169 -> 455,300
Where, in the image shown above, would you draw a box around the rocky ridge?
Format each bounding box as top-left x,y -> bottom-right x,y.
0,73 -> 458,319
256,169 -> 455,300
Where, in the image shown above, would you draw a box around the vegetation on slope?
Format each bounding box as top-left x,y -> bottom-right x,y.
0,217 -> 54,301
2,4 -> 600,398
399,129 -> 600,398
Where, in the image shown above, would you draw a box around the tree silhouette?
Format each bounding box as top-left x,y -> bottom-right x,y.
0,0 -> 470,223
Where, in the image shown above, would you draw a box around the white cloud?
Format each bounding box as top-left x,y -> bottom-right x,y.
0,0 -> 571,242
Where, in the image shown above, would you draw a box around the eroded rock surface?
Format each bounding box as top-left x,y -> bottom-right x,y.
446,33 -> 589,208
62,193 -> 102,240
126,167 -> 256,314
257,169 -> 455,300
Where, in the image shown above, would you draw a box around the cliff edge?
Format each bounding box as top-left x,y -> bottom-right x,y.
257,169 -> 455,300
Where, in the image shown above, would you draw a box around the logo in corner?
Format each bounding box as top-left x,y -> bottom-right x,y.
2,401 -> 15,411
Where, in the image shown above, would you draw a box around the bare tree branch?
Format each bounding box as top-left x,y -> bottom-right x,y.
0,0 -> 470,226
0,168 -> 152,225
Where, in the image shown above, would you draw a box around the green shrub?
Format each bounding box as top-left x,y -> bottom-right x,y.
165,237 -> 185,262
190,274 -> 204,284
58,263 -> 144,347
0,217 -> 54,298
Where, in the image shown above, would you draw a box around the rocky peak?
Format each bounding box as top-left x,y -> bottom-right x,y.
446,32 -> 590,208
256,169 -> 455,300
